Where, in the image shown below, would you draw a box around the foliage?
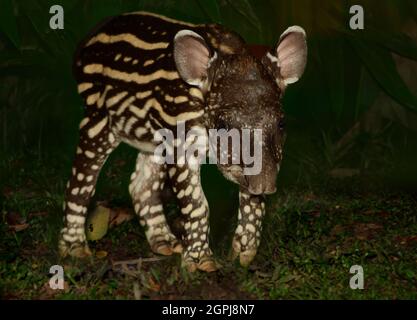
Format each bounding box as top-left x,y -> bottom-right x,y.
1,150 -> 417,299
0,0 -> 416,156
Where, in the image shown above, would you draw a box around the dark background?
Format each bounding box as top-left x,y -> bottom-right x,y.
1,0 -> 417,299
1,0 -> 417,184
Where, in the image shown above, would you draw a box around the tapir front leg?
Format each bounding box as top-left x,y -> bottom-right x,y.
167,163 -> 217,272
59,114 -> 119,258
232,189 -> 266,266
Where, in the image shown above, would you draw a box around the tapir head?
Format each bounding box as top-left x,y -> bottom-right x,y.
174,26 -> 307,195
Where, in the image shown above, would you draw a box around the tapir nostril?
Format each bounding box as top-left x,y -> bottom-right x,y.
244,175 -> 250,186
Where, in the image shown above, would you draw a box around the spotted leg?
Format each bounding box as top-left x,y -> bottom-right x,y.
59,114 -> 119,258
232,189 -> 266,266
167,164 -> 216,272
129,153 -> 182,255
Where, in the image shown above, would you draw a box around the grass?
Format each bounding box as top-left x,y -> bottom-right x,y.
1,133 -> 417,299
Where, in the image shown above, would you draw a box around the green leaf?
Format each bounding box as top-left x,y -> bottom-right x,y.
225,0 -> 261,33
342,26 -> 417,62
319,38 -> 345,120
354,66 -> 381,120
0,0 -> 20,48
349,37 -> 417,112
372,30 -> 417,61
197,0 -> 221,23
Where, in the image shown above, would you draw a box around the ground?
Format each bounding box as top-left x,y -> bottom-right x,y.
1,140 -> 417,300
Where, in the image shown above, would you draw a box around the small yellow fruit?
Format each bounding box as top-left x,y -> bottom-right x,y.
86,206 -> 111,241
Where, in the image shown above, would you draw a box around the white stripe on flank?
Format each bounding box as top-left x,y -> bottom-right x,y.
86,92 -> 100,105
97,86 -> 112,108
116,96 -> 136,116
84,64 -> 179,85
79,117 -> 90,129
143,59 -> 154,66
78,83 -> 93,93
88,117 -> 108,138
86,33 -> 169,50
129,99 -> 203,126
124,117 -> 137,134
174,96 -> 188,104
135,127 -> 148,138
189,88 -> 204,101
126,11 -> 198,27
106,91 -> 129,108
136,90 -> 153,100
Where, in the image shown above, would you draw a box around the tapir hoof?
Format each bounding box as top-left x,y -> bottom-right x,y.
59,240 -> 92,258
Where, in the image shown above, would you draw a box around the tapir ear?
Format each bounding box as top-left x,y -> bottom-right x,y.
264,26 -> 307,89
174,30 -> 215,88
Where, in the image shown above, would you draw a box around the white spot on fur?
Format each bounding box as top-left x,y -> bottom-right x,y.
150,205 -> 163,214
246,224 -> 256,233
190,204 -> 206,218
85,150 -> 95,159
184,185 -> 193,196
139,190 -> 151,202
67,214 -> 85,224
177,169 -> 189,183
181,204 -> 193,214
67,202 -> 84,213
139,205 -> 149,216
192,186 -> 201,200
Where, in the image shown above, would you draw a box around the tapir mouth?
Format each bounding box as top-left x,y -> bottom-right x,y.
244,175 -> 277,195
247,186 -> 277,195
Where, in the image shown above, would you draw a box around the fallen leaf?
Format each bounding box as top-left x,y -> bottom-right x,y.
363,209 -> 390,217
96,250 -> 108,259
354,223 -> 383,240
395,235 -> 417,246
303,192 -> 317,201
109,207 -> 134,227
28,211 -> 48,219
147,276 -> 161,292
6,212 -> 29,232
2,187 -> 13,198
305,210 -> 321,218
6,211 -> 25,225
9,223 -> 29,232
330,224 -> 346,236
329,168 -> 360,178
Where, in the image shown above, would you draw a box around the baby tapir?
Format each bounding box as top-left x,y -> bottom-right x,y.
59,11 -> 307,272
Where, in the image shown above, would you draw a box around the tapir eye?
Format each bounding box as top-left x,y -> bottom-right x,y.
278,118 -> 285,131
217,119 -> 229,131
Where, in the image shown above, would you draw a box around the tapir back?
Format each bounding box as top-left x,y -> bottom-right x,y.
73,11 -> 246,148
